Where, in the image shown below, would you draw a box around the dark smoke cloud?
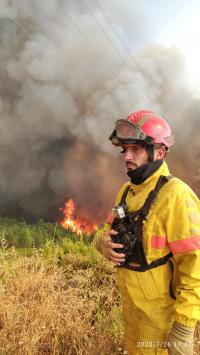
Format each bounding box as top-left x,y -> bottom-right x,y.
0,0 -> 199,224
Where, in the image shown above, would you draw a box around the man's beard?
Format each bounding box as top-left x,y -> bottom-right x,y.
126,159 -> 149,172
127,159 -> 164,184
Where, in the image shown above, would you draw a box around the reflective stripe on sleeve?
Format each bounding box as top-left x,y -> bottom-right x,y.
151,235 -> 200,254
169,236 -> 200,254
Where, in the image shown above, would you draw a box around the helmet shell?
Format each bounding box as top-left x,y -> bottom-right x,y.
127,110 -> 175,148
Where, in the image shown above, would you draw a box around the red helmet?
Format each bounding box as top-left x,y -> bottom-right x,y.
109,109 -> 175,148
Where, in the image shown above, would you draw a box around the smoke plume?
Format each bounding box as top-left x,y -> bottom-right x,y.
0,0 -> 199,224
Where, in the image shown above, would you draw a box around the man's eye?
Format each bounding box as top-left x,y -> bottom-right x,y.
133,146 -> 142,152
120,148 -> 126,154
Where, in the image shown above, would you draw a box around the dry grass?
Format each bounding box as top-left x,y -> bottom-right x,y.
194,323 -> 200,354
0,246 -> 199,355
0,248 -> 124,355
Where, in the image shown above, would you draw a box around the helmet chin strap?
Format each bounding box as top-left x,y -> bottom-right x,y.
146,145 -> 154,162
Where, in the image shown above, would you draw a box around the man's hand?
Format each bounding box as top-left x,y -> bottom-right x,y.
102,229 -> 126,265
168,321 -> 194,354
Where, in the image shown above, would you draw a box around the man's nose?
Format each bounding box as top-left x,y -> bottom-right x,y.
124,149 -> 133,160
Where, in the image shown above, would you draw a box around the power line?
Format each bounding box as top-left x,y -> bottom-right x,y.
57,6 -> 135,103
81,0 -> 145,91
12,0 -> 158,103
95,0 -> 159,99
74,0 -> 158,107
8,2 -> 129,120
15,0 -> 135,104
15,0 -> 62,45
9,16 -> 31,37
15,0 -> 94,59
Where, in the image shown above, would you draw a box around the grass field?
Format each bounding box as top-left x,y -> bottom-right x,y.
0,218 -> 199,354
0,218 -> 125,354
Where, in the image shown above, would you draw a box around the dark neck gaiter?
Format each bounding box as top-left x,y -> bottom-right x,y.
127,159 -> 164,185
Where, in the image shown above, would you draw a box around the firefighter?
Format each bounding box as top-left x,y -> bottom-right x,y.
94,110 -> 200,354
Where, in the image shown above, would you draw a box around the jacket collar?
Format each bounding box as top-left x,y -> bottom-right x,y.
129,160 -> 170,192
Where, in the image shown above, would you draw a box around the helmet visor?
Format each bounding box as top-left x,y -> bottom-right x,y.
110,119 -> 153,145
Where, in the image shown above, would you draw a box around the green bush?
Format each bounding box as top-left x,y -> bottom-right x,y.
0,218 -> 89,248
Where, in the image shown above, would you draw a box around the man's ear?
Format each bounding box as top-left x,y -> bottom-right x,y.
154,147 -> 166,160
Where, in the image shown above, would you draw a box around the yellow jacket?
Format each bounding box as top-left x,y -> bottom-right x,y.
95,161 -> 200,328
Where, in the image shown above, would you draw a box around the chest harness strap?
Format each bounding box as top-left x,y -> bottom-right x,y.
119,175 -> 173,272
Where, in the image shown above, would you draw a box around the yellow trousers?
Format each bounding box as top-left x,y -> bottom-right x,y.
117,265 -> 175,355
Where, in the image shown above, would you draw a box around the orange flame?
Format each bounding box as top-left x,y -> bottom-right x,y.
59,199 -> 98,236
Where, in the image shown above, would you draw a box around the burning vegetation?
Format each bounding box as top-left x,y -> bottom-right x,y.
59,199 -> 98,236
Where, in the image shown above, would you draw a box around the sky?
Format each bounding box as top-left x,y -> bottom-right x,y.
97,0 -> 200,89
0,0 -> 200,224
144,1 -> 200,89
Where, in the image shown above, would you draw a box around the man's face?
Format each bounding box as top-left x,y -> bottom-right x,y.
122,144 -> 149,172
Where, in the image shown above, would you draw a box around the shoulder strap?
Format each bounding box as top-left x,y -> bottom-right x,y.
120,175 -> 173,216
120,184 -> 131,205
136,175 -> 173,223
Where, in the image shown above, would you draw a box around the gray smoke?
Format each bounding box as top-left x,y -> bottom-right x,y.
0,0 -> 199,224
